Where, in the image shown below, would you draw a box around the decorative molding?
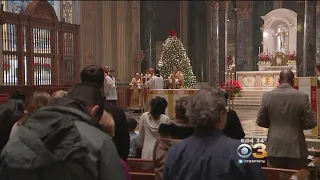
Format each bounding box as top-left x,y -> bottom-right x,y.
317,1 -> 320,12
207,1 -> 229,9
131,1 -> 138,8
235,7 -> 251,19
61,0 -> 73,23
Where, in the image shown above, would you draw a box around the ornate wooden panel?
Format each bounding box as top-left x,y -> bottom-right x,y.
0,1 -> 79,86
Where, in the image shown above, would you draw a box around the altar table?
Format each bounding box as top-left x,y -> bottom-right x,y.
146,89 -> 198,119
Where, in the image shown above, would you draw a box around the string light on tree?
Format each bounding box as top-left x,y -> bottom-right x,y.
158,30 -> 197,88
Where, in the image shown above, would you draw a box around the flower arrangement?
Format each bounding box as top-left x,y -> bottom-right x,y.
227,55 -> 236,71
258,54 -> 271,64
3,63 -> 10,71
287,53 -> 296,63
259,54 -> 271,64
220,80 -> 242,95
34,63 -> 51,72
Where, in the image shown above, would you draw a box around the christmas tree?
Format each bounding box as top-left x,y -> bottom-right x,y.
158,30 -> 197,89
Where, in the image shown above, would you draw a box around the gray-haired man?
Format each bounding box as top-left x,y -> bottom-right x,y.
163,88 -> 265,180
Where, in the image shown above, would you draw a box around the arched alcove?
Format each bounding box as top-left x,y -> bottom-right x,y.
261,8 -> 297,54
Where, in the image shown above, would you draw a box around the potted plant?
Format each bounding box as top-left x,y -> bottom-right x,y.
220,80 -> 242,99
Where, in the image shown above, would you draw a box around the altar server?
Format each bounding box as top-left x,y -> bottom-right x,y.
145,69 -> 164,89
104,69 -> 117,105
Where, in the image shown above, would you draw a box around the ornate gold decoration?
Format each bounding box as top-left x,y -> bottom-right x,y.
243,75 -> 256,87
234,7 -> 251,19
261,74 -> 273,87
272,52 -> 286,66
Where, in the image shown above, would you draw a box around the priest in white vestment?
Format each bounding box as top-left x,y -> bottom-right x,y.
145,69 -> 163,89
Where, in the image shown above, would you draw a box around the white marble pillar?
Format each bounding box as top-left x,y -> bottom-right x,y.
102,1 -> 112,68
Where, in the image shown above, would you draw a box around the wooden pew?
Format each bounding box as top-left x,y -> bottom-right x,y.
127,158 -> 154,173
308,148 -> 320,157
129,172 -> 155,180
262,167 -> 309,180
308,157 -> 320,180
127,158 -> 309,180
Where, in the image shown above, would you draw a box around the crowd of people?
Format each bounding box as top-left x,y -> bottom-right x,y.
0,66 -> 315,180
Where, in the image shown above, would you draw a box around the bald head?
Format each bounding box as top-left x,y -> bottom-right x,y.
279,70 -> 294,86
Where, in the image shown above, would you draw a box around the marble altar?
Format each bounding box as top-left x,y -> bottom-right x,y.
146,89 -> 198,119
237,70 -> 296,90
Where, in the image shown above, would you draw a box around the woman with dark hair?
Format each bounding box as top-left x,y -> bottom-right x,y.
222,91 -> 245,140
153,96 -> 195,180
139,96 -> 170,160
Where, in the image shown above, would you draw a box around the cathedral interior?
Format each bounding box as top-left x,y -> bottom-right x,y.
1,0 -> 320,148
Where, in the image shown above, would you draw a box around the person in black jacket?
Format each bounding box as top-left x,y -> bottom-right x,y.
222,91 -> 245,140
80,65 -> 130,160
0,90 -> 25,152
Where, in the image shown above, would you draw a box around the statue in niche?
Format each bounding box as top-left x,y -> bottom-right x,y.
275,27 -> 288,53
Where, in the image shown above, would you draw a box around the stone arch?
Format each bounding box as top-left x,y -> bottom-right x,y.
262,8 -> 297,29
22,1 -> 58,22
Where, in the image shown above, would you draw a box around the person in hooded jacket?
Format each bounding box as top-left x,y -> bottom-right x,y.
139,96 -> 170,160
0,83 -> 125,180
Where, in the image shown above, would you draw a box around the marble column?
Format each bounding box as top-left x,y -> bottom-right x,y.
316,1 -> 320,64
235,7 -> 250,71
188,1 -> 207,82
179,1 -> 188,47
140,1 -> 156,73
304,1 -> 316,76
296,1 -> 304,77
207,1 -> 226,86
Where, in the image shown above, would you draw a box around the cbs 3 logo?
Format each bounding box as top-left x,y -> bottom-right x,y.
237,143 -> 267,159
